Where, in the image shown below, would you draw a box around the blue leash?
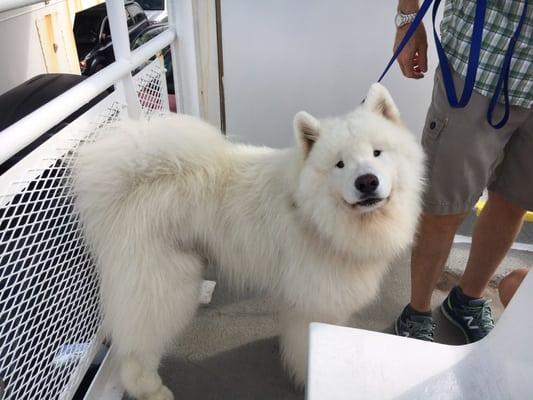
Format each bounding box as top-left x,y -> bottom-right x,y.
485,1 -> 528,129
378,0 -> 529,129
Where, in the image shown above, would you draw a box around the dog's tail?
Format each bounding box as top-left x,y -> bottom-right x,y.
74,115 -> 227,244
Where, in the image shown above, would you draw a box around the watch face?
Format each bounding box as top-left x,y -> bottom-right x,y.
395,14 -> 404,27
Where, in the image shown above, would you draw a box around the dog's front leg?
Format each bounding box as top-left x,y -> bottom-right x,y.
279,310 -> 310,388
279,309 -> 344,388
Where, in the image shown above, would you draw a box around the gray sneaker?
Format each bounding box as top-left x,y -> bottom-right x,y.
440,286 -> 495,343
394,306 -> 436,342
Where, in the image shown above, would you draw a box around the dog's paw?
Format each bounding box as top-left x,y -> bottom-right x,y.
142,385 -> 174,400
121,356 -> 171,399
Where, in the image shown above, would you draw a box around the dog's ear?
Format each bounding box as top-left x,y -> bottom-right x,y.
363,83 -> 402,124
294,111 -> 320,157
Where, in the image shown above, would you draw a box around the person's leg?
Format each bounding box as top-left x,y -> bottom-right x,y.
459,191 -> 526,298
409,212 -> 467,312
412,67 -> 522,312
395,66 -> 520,341
439,191 -> 525,343
498,268 -> 529,307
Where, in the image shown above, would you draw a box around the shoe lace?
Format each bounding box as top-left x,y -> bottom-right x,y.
407,318 -> 436,341
465,299 -> 495,334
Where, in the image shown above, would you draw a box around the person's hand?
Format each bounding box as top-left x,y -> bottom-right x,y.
394,22 -> 428,79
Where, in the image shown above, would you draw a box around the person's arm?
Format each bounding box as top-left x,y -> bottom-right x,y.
394,0 -> 428,79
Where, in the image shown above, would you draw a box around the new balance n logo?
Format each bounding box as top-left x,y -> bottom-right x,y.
463,316 -> 479,329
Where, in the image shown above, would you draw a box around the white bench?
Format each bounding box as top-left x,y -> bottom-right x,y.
307,271 -> 533,399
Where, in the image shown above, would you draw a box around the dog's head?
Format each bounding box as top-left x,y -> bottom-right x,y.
293,84 -> 425,256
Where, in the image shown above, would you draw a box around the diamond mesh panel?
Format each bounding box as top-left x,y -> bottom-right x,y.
0,59 -> 169,400
135,55 -> 170,120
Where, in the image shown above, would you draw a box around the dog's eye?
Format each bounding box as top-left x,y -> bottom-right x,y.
373,150 -> 382,157
336,160 -> 344,169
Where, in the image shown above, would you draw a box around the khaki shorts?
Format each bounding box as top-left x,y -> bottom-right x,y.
421,66 -> 533,215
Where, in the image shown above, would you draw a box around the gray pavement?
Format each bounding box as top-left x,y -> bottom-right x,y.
125,215 -> 533,399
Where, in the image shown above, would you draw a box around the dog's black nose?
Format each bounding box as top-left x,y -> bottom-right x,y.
355,174 -> 379,194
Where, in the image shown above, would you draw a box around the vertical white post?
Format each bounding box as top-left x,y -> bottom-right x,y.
105,0 -> 143,120
167,0 -> 201,117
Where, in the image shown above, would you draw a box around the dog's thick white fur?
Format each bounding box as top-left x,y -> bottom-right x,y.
74,84 -> 424,400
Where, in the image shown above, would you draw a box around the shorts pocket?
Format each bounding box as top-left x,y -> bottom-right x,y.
422,111 -> 447,142
423,115 -> 448,139
421,109 -> 448,181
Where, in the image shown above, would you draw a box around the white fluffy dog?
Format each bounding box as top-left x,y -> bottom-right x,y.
74,84 -> 424,400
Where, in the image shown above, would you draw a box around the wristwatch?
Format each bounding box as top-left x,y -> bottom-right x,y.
395,10 -> 418,28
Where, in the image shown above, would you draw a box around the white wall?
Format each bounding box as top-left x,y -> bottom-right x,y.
221,0 -> 442,147
0,0 -> 79,96
0,4 -> 48,95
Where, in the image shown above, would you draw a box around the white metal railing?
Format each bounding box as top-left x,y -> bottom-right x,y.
0,0 -> 200,165
0,30 -> 174,162
0,0 -> 202,399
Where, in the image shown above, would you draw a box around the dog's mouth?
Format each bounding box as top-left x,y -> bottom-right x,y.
343,196 -> 388,210
356,197 -> 383,207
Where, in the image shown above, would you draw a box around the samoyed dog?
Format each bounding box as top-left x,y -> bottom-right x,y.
74,83 -> 424,400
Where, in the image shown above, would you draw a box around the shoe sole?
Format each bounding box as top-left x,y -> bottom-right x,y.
440,302 -> 471,344
393,318 -> 434,341
393,319 -> 400,336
